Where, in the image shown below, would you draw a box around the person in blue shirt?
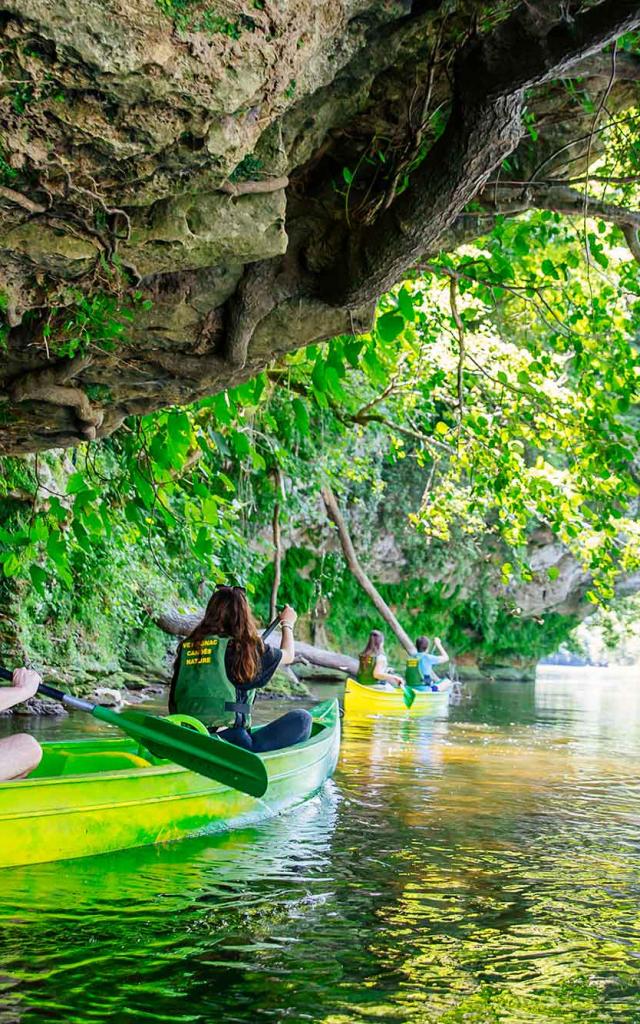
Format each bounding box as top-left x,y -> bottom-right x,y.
412,636 -> 449,690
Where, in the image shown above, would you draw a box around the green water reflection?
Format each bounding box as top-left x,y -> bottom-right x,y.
1,668 -> 639,1023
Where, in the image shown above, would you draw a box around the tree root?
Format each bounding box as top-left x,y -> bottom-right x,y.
9,355 -> 104,440
0,186 -> 45,214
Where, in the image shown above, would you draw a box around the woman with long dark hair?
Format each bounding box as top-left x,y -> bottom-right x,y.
357,629 -> 403,688
169,585 -> 312,753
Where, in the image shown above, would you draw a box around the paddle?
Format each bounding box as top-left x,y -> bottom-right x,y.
403,684 -> 416,709
261,617 -> 280,643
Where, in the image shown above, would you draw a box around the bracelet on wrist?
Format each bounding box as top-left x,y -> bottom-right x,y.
282,623 -> 294,631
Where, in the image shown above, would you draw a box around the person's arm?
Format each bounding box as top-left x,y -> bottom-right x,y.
0,668 -> 41,713
279,605 -> 297,666
431,637 -> 449,665
373,655 -> 403,686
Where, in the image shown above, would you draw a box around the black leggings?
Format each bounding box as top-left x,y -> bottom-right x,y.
218,709 -> 313,753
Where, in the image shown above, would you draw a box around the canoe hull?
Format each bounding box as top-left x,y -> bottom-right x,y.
344,677 -> 451,716
0,700 -> 340,869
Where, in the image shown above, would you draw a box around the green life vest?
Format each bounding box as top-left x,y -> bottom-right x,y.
405,657 -> 424,689
172,634 -> 256,729
358,654 -> 377,686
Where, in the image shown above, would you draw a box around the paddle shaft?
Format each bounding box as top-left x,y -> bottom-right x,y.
0,667 -> 102,711
261,616 -> 280,642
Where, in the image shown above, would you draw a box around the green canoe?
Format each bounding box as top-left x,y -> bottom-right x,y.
0,699 -> 340,869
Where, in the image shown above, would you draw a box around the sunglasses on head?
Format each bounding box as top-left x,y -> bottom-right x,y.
215,583 -> 246,593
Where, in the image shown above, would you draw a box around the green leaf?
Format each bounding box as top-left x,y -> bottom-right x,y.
213,393 -> 233,425
46,531 -> 67,565
132,469 -> 155,509
202,497 -> 220,525
397,287 -> 415,322
362,349 -> 387,387
29,564 -> 48,594
377,311 -> 404,344
167,411 -> 191,449
541,258 -> 558,279
125,501 -> 142,525
292,398 -> 309,435
29,518 -> 49,544
194,526 -> 213,559
324,366 -> 347,402
230,431 -> 250,458
3,553 -> 22,578
150,432 -> 173,468
48,498 -> 68,523
72,520 -> 93,553
81,510 -> 103,537
66,471 -> 88,495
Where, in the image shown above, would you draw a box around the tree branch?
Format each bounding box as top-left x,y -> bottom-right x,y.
622,224 -> 640,263
526,185 -> 640,229
269,466 -> 284,622
330,0 -> 640,307
0,185 -> 45,214
449,277 -> 465,432
322,485 -> 415,654
563,49 -> 640,82
525,184 -> 640,261
439,184 -> 640,262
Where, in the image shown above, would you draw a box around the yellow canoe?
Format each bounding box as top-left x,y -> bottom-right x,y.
344,677 -> 451,716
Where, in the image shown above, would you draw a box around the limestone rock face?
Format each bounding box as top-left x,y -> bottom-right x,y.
0,0 -> 415,450
121,190 -> 287,276
1,1 -> 636,452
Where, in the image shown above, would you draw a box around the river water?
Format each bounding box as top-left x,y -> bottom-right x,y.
1,667 -> 639,1023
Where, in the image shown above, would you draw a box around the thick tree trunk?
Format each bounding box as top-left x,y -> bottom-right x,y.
321,486 -> 414,654
293,641 -> 357,676
154,607 -> 357,676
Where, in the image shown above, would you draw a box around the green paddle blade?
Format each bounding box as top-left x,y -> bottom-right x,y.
91,706 -> 268,798
403,686 -> 416,709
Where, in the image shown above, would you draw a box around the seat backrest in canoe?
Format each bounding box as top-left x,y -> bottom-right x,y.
32,749 -> 153,779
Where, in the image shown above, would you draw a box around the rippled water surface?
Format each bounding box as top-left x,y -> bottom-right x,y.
1,667 -> 640,1023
